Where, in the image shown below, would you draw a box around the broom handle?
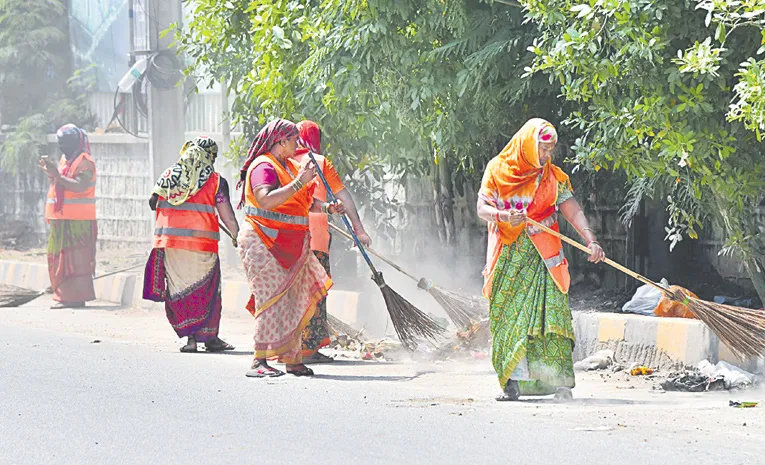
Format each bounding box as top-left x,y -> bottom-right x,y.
328,222 -> 421,283
526,218 -> 670,295
306,151 -> 379,276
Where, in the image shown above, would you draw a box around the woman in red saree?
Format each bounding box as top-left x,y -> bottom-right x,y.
293,120 -> 371,363
237,119 -> 345,378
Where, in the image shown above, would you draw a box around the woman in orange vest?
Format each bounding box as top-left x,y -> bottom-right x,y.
293,120 -> 371,364
144,136 -> 239,353
236,119 -> 344,378
477,118 -> 605,402
39,124 -> 98,309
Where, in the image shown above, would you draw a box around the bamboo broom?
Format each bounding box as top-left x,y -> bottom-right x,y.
527,218 -> 765,359
328,222 -> 487,328
306,151 -> 443,349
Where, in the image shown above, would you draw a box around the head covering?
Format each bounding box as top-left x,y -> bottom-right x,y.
296,120 -> 322,155
152,136 -> 218,206
56,124 -> 90,160
487,118 -> 563,205
53,124 -> 92,212
237,118 -> 298,208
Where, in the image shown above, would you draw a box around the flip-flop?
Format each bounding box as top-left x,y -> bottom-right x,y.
286,364 -> 314,377
205,340 -> 235,352
245,367 -> 285,378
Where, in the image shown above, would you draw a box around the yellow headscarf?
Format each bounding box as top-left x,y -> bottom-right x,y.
152,136 -> 218,206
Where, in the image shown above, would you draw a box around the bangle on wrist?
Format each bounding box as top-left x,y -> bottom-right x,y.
292,179 -> 304,192
587,240 -> 600,248
321,202 -> 330,215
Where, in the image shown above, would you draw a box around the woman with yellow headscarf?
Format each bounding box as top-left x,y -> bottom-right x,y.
144,136 -> 240,353
477,119 -> 605,401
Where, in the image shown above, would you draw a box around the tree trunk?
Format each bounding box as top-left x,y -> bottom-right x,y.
431,157 -> 447,246
745,258 -> 765,307
437,156 -> 457,248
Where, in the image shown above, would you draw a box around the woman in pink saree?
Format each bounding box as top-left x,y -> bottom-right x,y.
236,119 -> 344,378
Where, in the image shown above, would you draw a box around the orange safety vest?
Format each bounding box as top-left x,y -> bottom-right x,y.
153,173 -> 221,253
45,153 -> 97,222
244,153 -> 315,246
526,173 -> 571,294
308,155 -> 332,253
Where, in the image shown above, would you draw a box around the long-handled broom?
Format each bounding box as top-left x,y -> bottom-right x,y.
305,151 -> 444,349
527,218 -> 765,359
328,222 -> 488,328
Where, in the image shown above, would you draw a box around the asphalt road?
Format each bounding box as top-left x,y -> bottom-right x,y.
1,300 -> 764,465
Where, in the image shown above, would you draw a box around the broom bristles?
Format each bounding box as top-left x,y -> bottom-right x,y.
374,273 -> 444,350
417,278 -> 489,329
684,296 -> 765,359
427,286 -> 489,329
327,314 -> 365,341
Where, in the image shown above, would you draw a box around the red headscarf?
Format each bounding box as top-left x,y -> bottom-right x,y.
237,118 -> 298,208
296,120 -> 321,155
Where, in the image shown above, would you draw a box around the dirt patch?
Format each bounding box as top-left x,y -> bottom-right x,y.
569,284 -> 633,313
0,220 -> 42,251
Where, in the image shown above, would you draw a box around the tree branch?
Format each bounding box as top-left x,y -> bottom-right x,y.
494,0 -> 523,8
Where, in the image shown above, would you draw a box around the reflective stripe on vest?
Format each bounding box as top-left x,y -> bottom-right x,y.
157,200 -> 216,214
46,198 -> 97,205
45,152 -> 97,222
154,227 -> 220,241
243,206 -> 309,226
543,249 -> 566,269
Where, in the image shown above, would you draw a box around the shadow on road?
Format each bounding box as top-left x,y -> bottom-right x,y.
521,397 -> 652,406
312,371 -> 432,382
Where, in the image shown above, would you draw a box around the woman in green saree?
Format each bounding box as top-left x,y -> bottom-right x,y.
477,118 -> 605,401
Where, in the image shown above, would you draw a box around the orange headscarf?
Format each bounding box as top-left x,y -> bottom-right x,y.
479,118 -> 571,296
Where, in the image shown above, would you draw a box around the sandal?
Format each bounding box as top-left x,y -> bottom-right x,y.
286,364 -> 314,377
205,338 -> 235,352
246,360 -> 284,378
495,379 -> 520,402
303,352 -> 334,364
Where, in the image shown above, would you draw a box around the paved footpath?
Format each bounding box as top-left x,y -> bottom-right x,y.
1,295 -> 764,465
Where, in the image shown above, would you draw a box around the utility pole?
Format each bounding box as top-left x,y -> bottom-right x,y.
147,0 -> 185,183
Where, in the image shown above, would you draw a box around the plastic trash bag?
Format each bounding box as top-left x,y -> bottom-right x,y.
573,349 -> 614,372
622,279 -> 669,316
698,360 -> 757,390
654,285 -> 698,319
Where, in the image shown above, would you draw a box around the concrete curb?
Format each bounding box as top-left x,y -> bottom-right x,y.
573,312 -> 765,373
0,260 -> 134,305
126,275 -> 363,325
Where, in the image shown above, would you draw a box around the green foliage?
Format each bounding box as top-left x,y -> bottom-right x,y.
523,0 -> 765,299
0,0 -> 95,174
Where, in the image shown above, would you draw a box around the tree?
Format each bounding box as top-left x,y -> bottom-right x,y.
178,0 -> 573,246
0,0 -> 94,173
522,0 -> 765,302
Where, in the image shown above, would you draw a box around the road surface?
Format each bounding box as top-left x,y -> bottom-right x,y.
1,296 -> 763,465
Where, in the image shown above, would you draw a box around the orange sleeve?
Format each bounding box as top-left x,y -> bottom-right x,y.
323,158 -> 345,195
